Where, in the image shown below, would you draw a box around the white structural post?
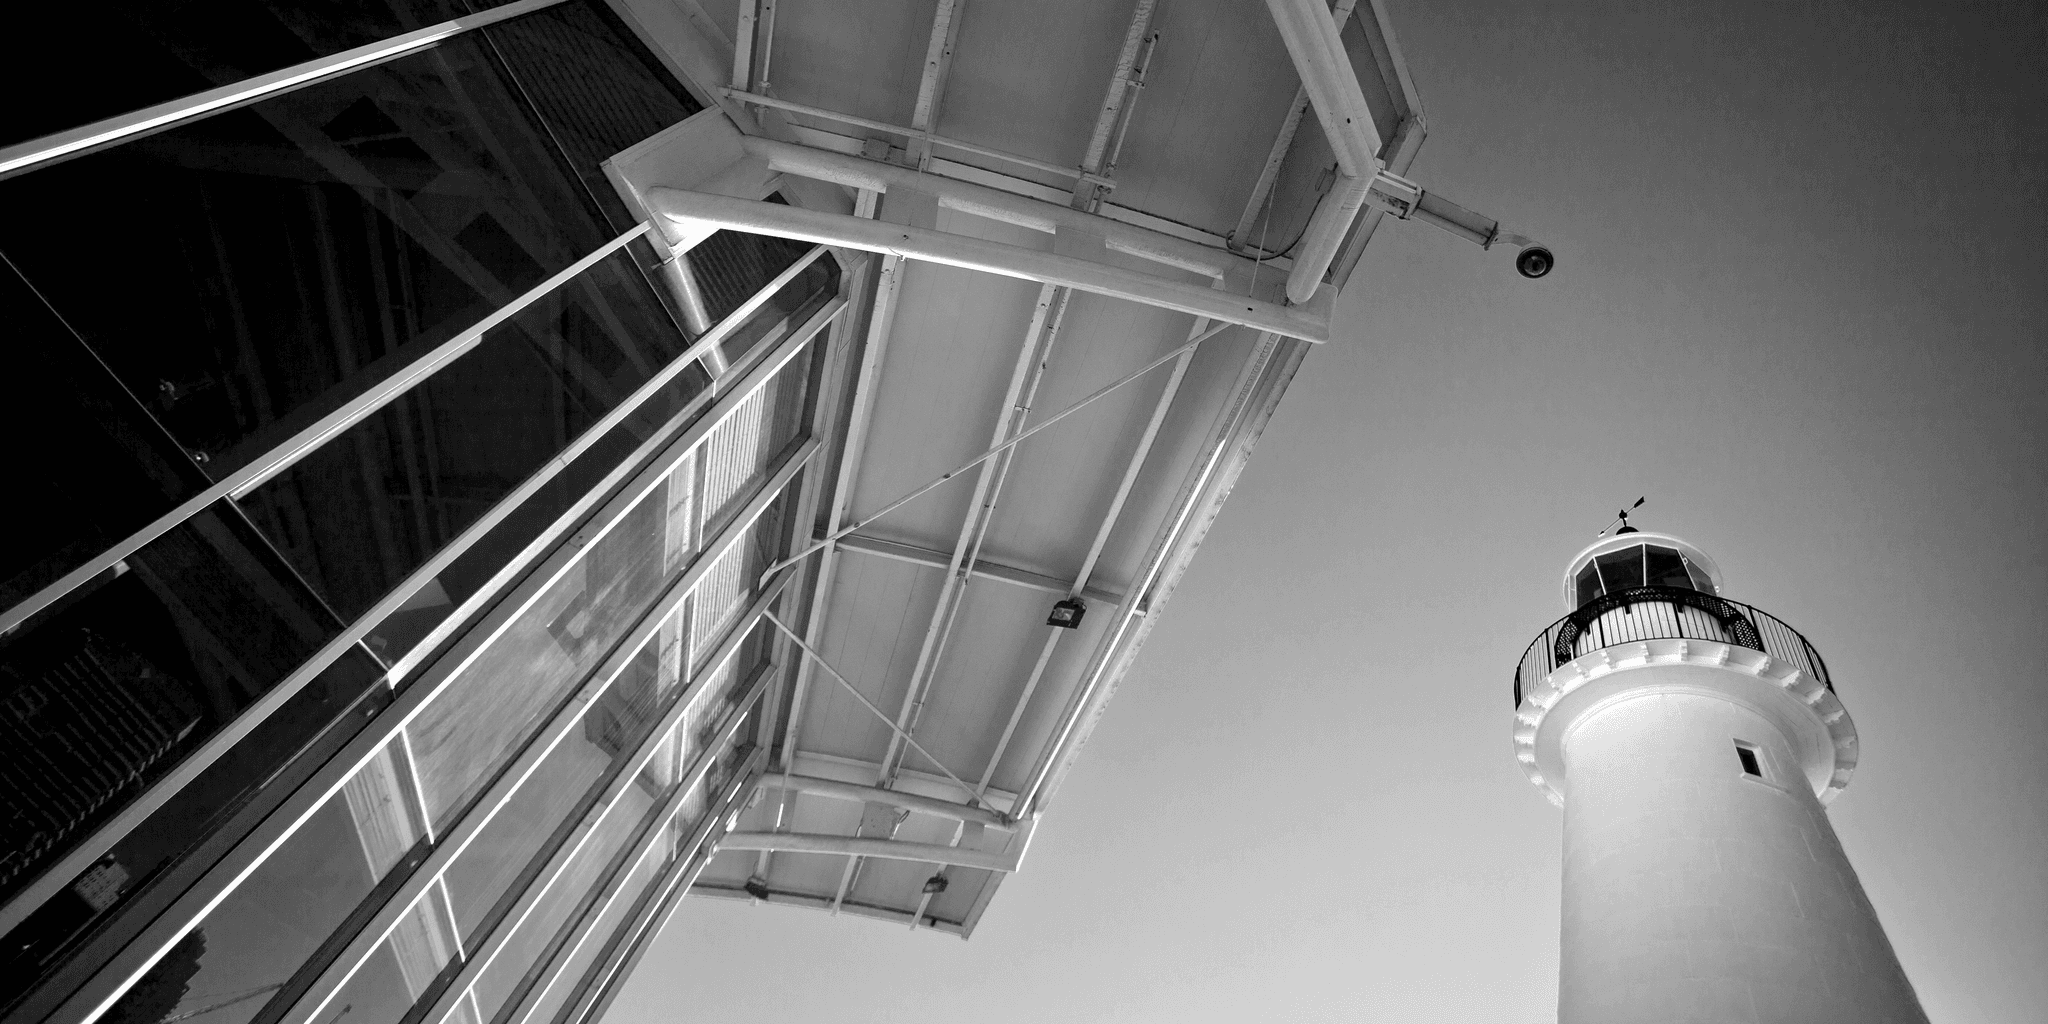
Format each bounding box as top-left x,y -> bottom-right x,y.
1512,531 -> 1925,1024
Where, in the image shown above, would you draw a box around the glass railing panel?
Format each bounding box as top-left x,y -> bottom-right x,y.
96,741 -> 427,1024
520,822 -> 673,1024
0,30 -> 613,478
437,535 -> 758,950
322,879 -> 461,1024
468,769 -> 655,1023
0,261 -> 209,617
233,246 -> 694,625
362,368 -> 711,669
0,1 -> 477,150
407,483 -> 666,830
686,229 -> 818,326
439,730 -> 607,944
0,501 -> 379,948
713,251 -> 839,368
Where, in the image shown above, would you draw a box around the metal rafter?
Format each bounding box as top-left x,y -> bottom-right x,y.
881,0 -> 1162,924
762,190 -> 892,888
1231,0 -> 1361,248
907,0 -> 967,168
828,531 -> 1123,607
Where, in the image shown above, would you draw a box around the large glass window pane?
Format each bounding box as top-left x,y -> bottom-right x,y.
408,484 -> 665,830
713,250 -> 839,368
519,825 -> 672,1024
235,249 -> 699,624
687,228 -> 820,326
322,880 -> 460,1024
440,732 -> 605,942
362,367 -> 711,668
98,742 -> 426,1024
468,771 -> 655,1023
1,32 -> 612,475
0,502 -> 382,991
0,1 -> 475,149
478,0 -> 703,232
0,260 -> 209,613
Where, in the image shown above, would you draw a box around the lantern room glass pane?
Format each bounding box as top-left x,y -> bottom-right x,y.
1594,547 -> 1645,593
1574,563 -> 1603,607
1644,546 -> 1694,590
1682,554 -> 1717,595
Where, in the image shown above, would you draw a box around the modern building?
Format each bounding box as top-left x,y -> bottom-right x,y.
1510,525 -> 1928,1023
0,3 -> 1540,1024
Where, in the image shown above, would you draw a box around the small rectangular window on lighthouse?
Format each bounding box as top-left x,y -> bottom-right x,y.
1735,742 -> 1763,777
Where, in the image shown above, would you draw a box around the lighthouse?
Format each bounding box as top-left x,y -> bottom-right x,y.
1510,523 -> 1927,1023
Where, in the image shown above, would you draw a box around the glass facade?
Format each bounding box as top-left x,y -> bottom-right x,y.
1,7 -> 840,1024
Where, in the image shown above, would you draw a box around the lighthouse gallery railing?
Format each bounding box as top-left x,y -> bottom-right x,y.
1512,586 -> 1834,706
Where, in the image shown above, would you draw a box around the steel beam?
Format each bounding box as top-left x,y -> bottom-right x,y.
907,0 -> 967,168
741,138 -> 1242,279
829,531 -> 1122,607
753,775 -> 1008,830
716,833 -> 1017,874
646,189 -> 1330,342
722,89 -> 1087,183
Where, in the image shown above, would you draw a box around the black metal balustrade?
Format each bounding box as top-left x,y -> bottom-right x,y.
1512,586 -> 1833,706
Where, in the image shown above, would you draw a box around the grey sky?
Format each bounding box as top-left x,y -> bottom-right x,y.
610,1 -> 2047,1020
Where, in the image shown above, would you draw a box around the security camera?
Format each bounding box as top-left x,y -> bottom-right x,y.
1515,246 -> 1555,279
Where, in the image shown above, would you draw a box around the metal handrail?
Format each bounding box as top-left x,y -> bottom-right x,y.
1511,586 -> 1834,707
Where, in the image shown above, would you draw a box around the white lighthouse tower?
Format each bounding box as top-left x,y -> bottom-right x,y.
1510,521 -> 1927,1023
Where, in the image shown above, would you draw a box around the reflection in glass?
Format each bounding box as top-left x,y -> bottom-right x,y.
0,0 -> 473,149
479,0 -> 703,232
1593,548 -> 1645,593
517,825 -> 672,1024
1644,546 -> 1693,590
440,728 -> 607,944
1,32 -> 612,474
236,249 -> 695,624
468,767 -> 654,1022
1682,555 -> 1717,594
0,504 -> 382,999
409,485 -> 666,831
1573,562 -> 1602,608
434,511 -> 771,944
98,743 -> 425,1024
322,880 -> 461,1024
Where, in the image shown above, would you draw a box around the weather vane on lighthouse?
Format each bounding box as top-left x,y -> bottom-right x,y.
1595,496 -> 1645,537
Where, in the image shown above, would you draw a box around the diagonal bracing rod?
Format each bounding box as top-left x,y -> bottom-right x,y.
759,611 -> 1000,817
760,319 -> 1233,583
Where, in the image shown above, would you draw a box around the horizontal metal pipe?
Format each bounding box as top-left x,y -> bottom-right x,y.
646,188 -> 1328,342
720,88 -> 1084,182
740,137 -> 1239,279
716,832 -> 1016,874
754,774 -> 1010,830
